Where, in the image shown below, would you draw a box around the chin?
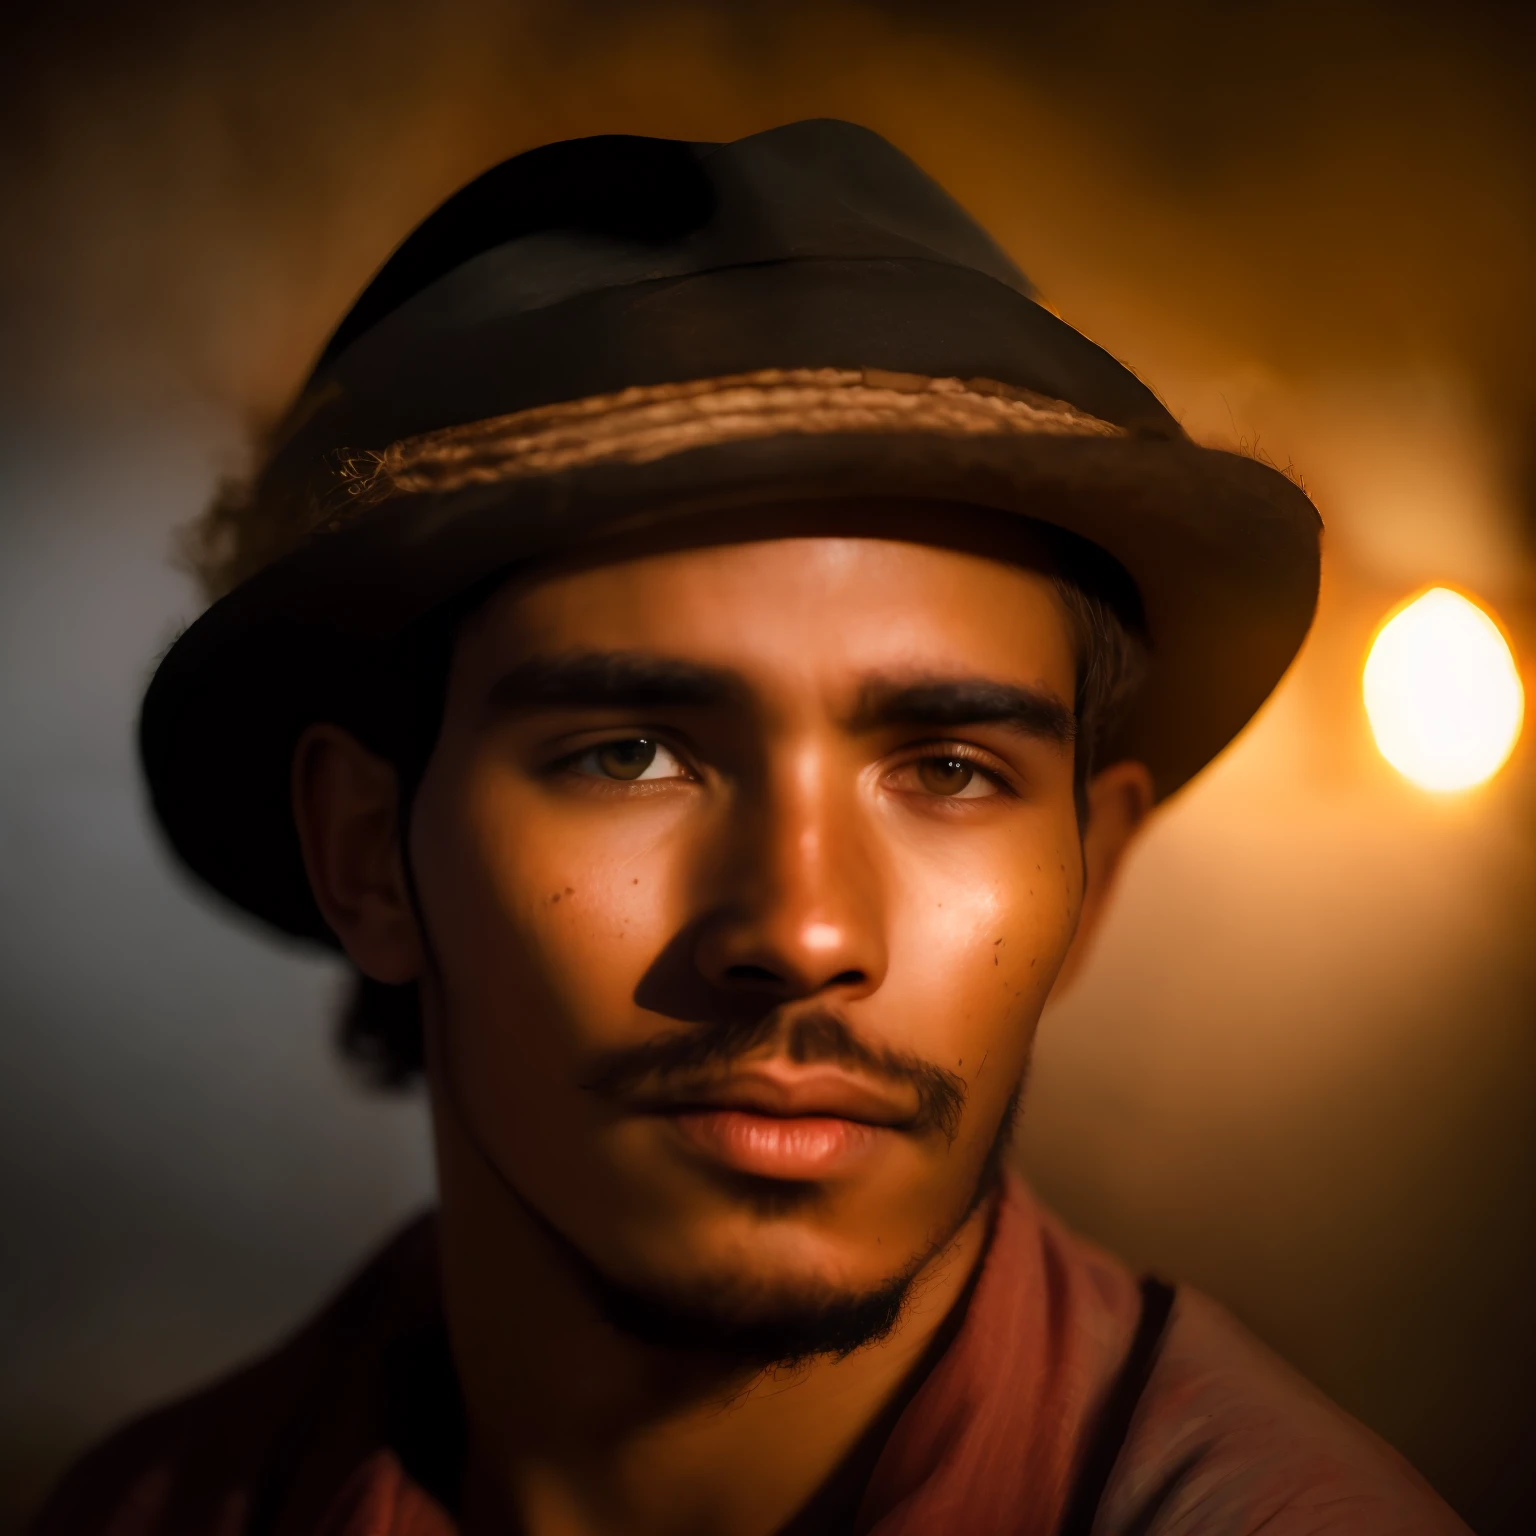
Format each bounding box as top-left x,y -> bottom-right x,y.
590,1249 -> 924,1367
535,1177 -> 943,1367
581,1173 -> 990,1368
563,1117 -> 1014,1361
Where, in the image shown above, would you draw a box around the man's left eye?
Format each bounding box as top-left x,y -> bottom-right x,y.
570,738 -> 689,782
911,756 -> 1000,799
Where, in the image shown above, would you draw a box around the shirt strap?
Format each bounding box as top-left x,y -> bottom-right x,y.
1057,1275 -> 1178,1536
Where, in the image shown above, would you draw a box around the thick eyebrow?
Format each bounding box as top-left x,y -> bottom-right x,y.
483,650 -> 746,717
846,674 -> 1076,747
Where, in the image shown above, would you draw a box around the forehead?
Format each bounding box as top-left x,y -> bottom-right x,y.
454,534 -> 1078,698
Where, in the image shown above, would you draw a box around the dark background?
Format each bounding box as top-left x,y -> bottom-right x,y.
2,3 -> 1533,1531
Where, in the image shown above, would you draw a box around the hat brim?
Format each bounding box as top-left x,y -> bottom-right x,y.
141,380 -> 1319,944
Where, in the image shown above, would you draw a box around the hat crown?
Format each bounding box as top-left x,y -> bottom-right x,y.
256,117 -> 1180,515
316,120 -> 1036,377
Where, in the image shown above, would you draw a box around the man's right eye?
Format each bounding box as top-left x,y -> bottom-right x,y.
569,738 -> 689,782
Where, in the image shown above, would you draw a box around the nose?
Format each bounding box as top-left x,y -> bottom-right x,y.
693,742 -> 888,1003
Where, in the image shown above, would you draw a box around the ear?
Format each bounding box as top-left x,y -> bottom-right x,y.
291,723 -> 424,985
1052,759 -> 1155,994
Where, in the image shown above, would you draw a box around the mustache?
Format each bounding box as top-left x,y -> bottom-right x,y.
582,1009 -> 966,1143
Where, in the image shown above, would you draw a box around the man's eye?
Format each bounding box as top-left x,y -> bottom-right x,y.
913,756 -> 999,799
571,738 -> 688,782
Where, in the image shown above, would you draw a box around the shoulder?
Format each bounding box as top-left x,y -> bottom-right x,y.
1095,1283 -> 1472,1535
28,1359 -> 291,1536
28,1214 -> 438,1536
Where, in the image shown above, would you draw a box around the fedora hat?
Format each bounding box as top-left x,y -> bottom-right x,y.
140,119 -> 1320,943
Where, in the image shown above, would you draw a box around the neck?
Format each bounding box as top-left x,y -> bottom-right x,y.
428,1081 -> 994,1536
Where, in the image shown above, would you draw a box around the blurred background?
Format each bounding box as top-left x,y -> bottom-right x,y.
2,2 -> 1533,1530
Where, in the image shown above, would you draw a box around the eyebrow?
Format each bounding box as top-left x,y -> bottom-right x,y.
846,675 -> 1076,747
484,650 -> 746,716
483,651 -> 1075,747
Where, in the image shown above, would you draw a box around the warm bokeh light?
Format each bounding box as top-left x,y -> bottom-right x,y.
1363,587 -> 1524,791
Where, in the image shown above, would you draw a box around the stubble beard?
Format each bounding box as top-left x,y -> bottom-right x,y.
504,1070 -> 1027,1373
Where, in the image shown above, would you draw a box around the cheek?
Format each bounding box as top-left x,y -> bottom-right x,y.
886,814 -> 1083,1105
411,759 -> 688,1074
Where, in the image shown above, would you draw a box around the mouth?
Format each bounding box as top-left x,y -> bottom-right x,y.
631,1067 -> 919,1181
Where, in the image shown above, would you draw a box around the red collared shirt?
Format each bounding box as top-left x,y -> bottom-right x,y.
32,1177 -> 1468,1535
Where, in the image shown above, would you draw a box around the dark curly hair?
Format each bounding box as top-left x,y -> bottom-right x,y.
328,528 -> 1147,1089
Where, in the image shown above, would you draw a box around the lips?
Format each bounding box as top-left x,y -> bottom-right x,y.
668,1109 -> 881,1179
633,1066 -> 918,1181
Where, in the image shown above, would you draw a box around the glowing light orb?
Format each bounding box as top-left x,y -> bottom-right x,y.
1363,587 -> 1524,792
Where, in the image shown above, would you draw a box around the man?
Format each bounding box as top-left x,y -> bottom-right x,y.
35,122 -> 1468,1534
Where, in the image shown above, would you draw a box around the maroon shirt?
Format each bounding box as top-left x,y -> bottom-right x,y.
32,1177 -> 1469,1535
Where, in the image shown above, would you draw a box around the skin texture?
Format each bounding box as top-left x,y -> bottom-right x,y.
294,505 -> 1152,1536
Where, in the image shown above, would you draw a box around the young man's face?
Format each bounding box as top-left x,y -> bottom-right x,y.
405,515 -> 1087,1347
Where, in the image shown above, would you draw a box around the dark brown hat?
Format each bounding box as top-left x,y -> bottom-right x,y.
140,119 -> 1320,943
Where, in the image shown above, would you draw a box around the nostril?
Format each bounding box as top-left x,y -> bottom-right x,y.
828,970 -> 865,987
724,963 -> 782,985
